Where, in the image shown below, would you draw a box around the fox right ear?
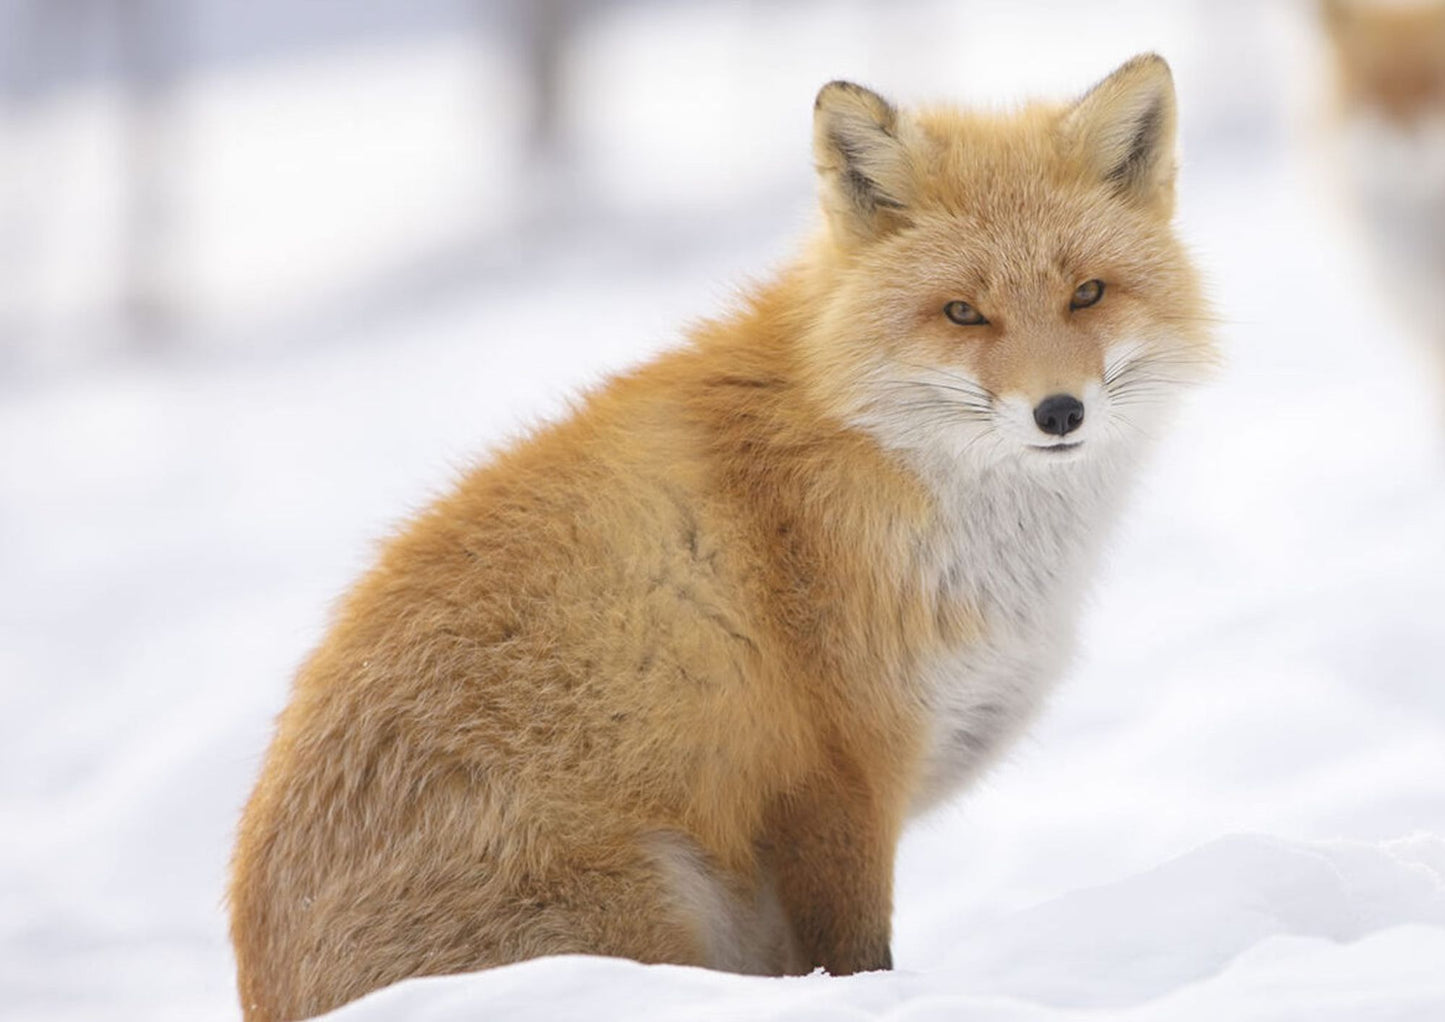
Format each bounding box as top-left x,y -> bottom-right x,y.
813,81 -> 915,246
1060,54 -> 1178,215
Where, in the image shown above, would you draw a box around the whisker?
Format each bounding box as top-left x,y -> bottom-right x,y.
893,361 -> 999,402
873,381 -> 994,409
858,399 -> 996,430
864,389 -> 994,411
1107,413 -> 1150,440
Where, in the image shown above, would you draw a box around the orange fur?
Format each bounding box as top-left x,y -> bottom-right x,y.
230,55 -> 1212,1021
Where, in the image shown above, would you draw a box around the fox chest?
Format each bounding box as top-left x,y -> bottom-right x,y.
908,614 -> 1077,815
904,473 -> 1110,815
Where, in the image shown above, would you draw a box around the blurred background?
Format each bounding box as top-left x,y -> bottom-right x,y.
1,0 -> 1299,365
3,2 -> 1443,1020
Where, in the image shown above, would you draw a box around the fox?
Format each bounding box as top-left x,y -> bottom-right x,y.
1320,0 -> 1445,385
229,54 -> 1213,1022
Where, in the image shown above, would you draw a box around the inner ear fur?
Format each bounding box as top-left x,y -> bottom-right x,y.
813,80 -> 917,245
1059,53 -> 1179,213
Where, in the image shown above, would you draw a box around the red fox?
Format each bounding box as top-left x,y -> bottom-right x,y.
1320,0 -> 1445,383
229,54 -> 1213,1021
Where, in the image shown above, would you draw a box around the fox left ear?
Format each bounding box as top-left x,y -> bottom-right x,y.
813,80 -> 916,245
1060,54 -> 1178,213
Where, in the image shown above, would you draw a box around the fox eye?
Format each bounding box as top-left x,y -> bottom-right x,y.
1070,280 -> 1105,310
943,300 -> 988,326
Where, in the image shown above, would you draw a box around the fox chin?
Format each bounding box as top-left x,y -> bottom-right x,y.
229,54 -> 1214,1022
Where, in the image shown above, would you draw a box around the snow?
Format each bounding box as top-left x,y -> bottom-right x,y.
321,837 -> 1445,1021
3,1 -> 1444,1020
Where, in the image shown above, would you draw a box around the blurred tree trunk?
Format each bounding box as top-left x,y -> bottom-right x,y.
521,0 -> 565,172
509,0 -> 578,229
117,0 -> 184,345
0,0 -> 32,356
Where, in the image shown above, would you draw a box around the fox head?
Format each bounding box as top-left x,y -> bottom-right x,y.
799,55 -> 1213,476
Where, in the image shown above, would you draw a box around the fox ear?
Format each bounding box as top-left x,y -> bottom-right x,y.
813,81 -> 915,245
1060,54 -> 1178,213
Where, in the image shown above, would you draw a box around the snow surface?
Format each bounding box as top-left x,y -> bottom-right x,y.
3,2 -> 1444,1020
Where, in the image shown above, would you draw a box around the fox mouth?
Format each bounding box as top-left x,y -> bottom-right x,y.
1030,442 -> 1084,454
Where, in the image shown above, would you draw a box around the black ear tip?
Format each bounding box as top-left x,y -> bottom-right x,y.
1124,52 -> 1173,81
815,80 -> 866,110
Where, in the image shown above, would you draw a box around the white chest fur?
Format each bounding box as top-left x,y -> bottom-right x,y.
904,452 -> 1134,815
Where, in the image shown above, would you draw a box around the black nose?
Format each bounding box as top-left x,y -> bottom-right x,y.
1033,394 -> 1085,436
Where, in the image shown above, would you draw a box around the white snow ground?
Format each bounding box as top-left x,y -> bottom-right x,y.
3,3 -> 1444,1020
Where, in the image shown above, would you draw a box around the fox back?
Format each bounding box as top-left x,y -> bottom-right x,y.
229,55 -> 1211,1022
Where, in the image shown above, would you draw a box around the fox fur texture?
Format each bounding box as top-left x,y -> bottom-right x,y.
230,54 -> 1213,1021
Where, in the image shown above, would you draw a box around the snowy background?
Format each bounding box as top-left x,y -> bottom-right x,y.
3,1 -> 1444,1019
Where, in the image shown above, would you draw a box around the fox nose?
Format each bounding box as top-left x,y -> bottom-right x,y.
1033,394 -> 1085,436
